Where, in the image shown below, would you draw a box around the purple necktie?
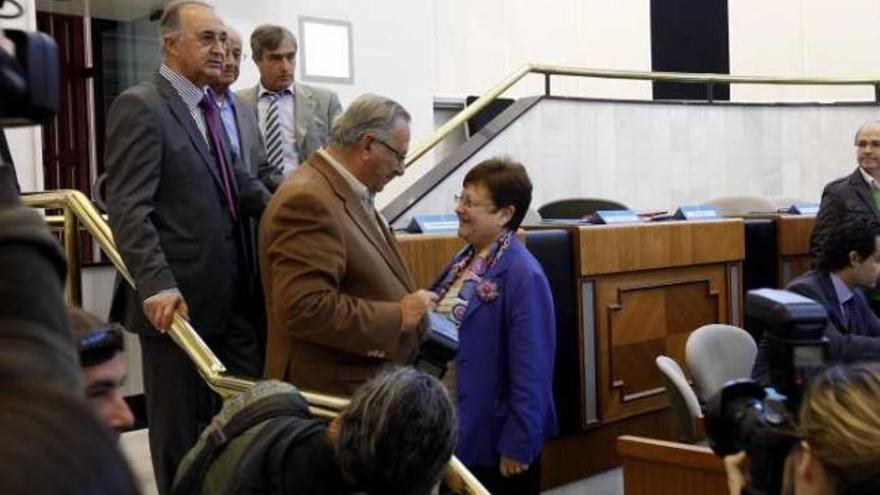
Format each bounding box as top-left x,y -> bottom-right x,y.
198,92 -> 238,221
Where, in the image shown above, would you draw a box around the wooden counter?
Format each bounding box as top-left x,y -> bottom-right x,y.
618,435 -> 727,495
395,233 -> 466,288
571,219 -> 744,425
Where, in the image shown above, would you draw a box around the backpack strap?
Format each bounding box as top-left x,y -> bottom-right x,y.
171,392 -> 307,495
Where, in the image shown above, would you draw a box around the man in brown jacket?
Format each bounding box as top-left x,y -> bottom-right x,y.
260,94 -> 436,395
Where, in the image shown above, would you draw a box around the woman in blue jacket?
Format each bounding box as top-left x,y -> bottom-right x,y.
430,157 -> 558,495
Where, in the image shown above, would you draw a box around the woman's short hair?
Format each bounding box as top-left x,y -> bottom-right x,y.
799,363 -> 880,493
0,383 -> 141,494
463,156 -> 533,230
336,367 -> 457,495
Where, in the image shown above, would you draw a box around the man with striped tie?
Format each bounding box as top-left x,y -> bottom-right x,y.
237,24 -> 342,187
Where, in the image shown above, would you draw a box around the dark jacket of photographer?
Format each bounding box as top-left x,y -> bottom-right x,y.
753,270 -> 880,384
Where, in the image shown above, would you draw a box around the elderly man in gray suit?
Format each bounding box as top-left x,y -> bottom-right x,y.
103,2 -> 269,493
236,24 -> 342,181
208,26 -> 283,191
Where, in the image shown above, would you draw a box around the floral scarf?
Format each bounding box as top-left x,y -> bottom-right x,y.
434,229 -> 514,327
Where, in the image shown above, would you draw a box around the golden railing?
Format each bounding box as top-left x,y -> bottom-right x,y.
402,63 -> 880,168
23,189 -> 488,495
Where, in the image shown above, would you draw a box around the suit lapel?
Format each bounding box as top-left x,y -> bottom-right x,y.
849,169 -> 880,218
311,153 -> 414,290
154,74 -> 224,190
294,83 -> 315,156
461,240 -> 515,323
817,271 -> 846,331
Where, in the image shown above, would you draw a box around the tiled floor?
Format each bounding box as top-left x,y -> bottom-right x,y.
120,428 -> 622,495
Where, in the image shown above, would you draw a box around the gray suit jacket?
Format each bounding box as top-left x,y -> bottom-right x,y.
810,168 -> 880,261
229,94 -> 285,192
236,81 -> 342,167
105,73 -> 269,336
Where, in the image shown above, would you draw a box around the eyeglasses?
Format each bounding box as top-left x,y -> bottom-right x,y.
454,193 -> 495,210
374,137 -> 407,164
78,324 -> 125,367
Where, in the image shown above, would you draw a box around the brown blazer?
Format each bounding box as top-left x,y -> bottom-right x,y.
259,151 -> 424,396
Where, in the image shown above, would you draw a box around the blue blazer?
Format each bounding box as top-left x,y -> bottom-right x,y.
432,237 -> 558,467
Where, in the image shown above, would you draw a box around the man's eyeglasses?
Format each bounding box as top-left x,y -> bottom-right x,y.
78,324 -> 125,367
374,137 -> 407,164
856,139 -> 880,149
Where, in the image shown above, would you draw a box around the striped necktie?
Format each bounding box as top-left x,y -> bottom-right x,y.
264,92 -> 286,174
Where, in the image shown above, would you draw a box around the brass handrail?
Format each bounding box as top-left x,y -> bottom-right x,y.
23,189 -> 487,495
403,63 -> 880,168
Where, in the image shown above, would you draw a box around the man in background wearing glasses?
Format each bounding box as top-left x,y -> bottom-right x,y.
260,94 -> 436,397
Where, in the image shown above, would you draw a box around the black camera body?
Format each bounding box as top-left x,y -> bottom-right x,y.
705,289 -> 830,495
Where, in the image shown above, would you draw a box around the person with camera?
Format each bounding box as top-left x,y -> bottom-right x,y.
429,157 -> 558,495
725,362 -> 880,495
752,217 -> 880,384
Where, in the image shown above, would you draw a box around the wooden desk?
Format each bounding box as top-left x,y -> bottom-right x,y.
573,219 -> 744,425
395,233 -> 466,288
618,435 -> 727,495
774,215 -> 814,286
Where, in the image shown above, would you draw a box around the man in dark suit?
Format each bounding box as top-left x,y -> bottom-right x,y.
260,94 -> 435,396
810,121 -> 880,261
753,218 -> 880,384
208,26 -> 283,191
236,25 -> 342,179
104,2 -> 269,493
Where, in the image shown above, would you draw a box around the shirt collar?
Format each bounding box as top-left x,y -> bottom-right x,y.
859,166 -> 880,190
207,87 -> 236,110
830,272 -> 854,305
317,148 -> 374,205
258,81 -> 293,99
159,63 -> 205,109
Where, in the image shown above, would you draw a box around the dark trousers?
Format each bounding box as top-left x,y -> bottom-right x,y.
469,456 -> 541,495
140,296 -> 262,495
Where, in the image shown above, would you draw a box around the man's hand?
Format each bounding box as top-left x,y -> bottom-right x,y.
723,451 -> 749,495
499,456 -> 528,477
399,289 -> 438,332
143,291 -> 189,332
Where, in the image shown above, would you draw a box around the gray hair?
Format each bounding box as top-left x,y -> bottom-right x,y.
250,24 -> 297,62
336,367 -> 457,495
159,0 -> 213,38
329,94 -> 411,148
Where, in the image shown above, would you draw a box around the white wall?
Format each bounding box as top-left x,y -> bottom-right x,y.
391,99 -> 878,228
1,0 -> 44,191
728,0 -> 880,102
433,0 -> 653,100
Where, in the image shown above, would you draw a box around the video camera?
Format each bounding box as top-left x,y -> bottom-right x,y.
1,0 -> 59,202
1,0 -> 59,128
705,289 -> 830,495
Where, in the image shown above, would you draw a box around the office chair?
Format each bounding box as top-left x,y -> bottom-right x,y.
685,324 -> 757,402
656,355 -> 703,444
537,197 -> 628,219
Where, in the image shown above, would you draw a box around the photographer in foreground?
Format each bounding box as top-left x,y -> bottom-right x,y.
725,362 -> 880,495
